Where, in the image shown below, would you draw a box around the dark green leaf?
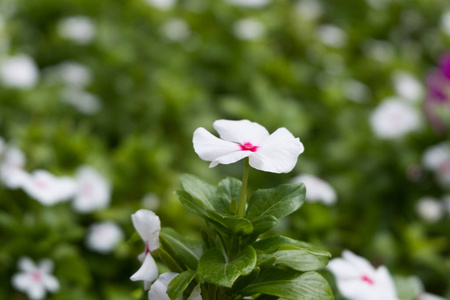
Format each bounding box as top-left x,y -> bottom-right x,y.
206,210 -> 253,235
259,250 -> 329,271
154,248 -> 183,273
253,236 -> 331,258
167,269 -> 197,300
251,215 -> 279,235
174,190 -> 207,218
179,174 -> 217,211
216,177 -> 242,214
160,228 -> 204,269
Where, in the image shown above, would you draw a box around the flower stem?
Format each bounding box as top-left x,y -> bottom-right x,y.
237,158 -> 250,217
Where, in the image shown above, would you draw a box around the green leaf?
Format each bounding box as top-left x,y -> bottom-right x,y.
154,247 -> 183,273
215,177 -> 242,214
206,210 -> 253,235
251,215 -> 279,235
167,269 -> 197,300
231,267 -> 260,293
174,190 -> 207,218
246,183 -> 305,221
198,245 -> 257,287
160,228 -> 204,269
179,174 -> 217,211
259,250 -> 329,271
242,269 -> 333,300
253,236 -> 331,258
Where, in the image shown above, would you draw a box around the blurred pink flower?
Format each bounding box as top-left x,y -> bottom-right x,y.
72,166 -> 111,213
85,221 -> 124,254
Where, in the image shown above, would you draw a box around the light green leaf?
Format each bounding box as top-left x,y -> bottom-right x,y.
180,174 -> 217,211
215,177 -> 242,214
198,245 -> 257,287
167,269 -> 197,300
160,228 -> 204,269
253,236 -> 331,258
174,190 -> 207,218
259,250 -> 329,271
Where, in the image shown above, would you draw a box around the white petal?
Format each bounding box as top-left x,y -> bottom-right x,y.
210,151 -> 253,168
213,119 -> 269,145
28,284 -> 46,300
420,293 -> 447,300
148,272 -> 180,300
342,250 -> 376,275
131,210 -> 160,250
130,253 -> 159,283
42,274 -> 59,292
327,257 -> 360,279
250,128 -> 304,173
38,259 -> 54,273
187,284 -> 202,300
18,257 -> 37,272
193,128 -> 240,162
337,279 -> 379,300
373,266 -> 398,300
12,273 -> 32,290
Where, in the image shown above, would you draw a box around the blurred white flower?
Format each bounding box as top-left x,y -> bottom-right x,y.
416,197 -> 444,223
57,16 -> 95,45
295,0 -> 323,21
224,0 -> 271,8
86,221 -> 124,254
21,170 -> 77,206
422,143 -> 450,186
12,257 -> 59,300
409,276 -> 446,300
370,98 -> 421,139
160,18 -> 191,42
72,166 -> 111,213
62,88 -> 101,115
343,79 -> 371,103
0,145 -> 28,189
145,0 -> 177,10
130,209 -> 161,289
292,174 -> 337,205
233,18 -> 265,41
392,71 -> 423,102
47,61 -> 92,88
441,10 -> 450,36
363,39 -> 395,63
317,25 -> 347,48
141,193 -> 160,211
0,54 -> 39,89
327,250 -> 399,300
193,119 -> 304,174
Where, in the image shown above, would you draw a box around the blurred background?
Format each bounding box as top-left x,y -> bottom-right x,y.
0,0 -> 449,299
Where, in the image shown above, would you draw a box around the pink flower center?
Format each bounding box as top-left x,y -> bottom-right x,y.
145,243 -> 151,255
31,271 -> 42,282
361,275 -> 375,285
240,142 -> 259,152
36,180 -> 48,189
82,183 -> 94,195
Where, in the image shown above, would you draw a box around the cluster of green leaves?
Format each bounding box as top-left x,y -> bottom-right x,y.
154,174 -> 333,300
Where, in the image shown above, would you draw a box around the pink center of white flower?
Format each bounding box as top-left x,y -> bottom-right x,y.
145,243 -> 151,255
31,271 -> 42,282
82,182 -> 94,195
361,275 -> 375,285
240,142 -> 259,152
36,180 -> 48,189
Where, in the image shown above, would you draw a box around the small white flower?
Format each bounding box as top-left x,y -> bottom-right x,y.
12,257 -> 59,300
317,25 -> 347,48
416,197 -> 444,223
224,0 -> 271,8
21,170 -> 77,206
409,276 -> 447,300
233,18 -> 265,41
362,39 -> 395,63
441,10 -> 450,36
292,174 -> 337,205
141,193 -> 160,211
86,221 -> 124,254
72,166 -> 111,213
130,209 -> 161,288
47,61 -> 92,88
0,54 -> 39,89
160,18 -> 191,42
295,0 -> 323,21
327,250 -> 399,300
422,143 -> 450,186
0,146 -> 28,189
148,272 -> 181,300
61,88 -> 102,115
57,16 -> 95,45
392,71 -> 423,102
370,98 -> 421,139
343,79 -> 370,103
193,119 -> 304,174
144,0 -> 177,10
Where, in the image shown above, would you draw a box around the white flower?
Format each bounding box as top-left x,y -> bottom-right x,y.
409,276 -> 446,300
317,25 -> 348,48
57,16 -> 95,44
130,209 -> 161,288
0,146 -> 28,189
392,71 -> 423,102
144,0 -> 177,10
147,274 -> 202,300
62,88 -> 102,115
85,221 -> 124,254
343,79 -> 371,103
224,0 -> 271,8
193,119 -> 304,173
12,257 -> 59,300
292,174 -> 337,205
441,10 -> 450,36
422,143 -> 450,186
72,166 -> 111,213
0,54 -> 39,89
233,18 -> 265,41
141,193 -> 160,211
295,0 -> 323,21
416,197 -> 444,223
160,18 -> 191,42
21,170 -> 77,205
327,250 -> 399,300
370,98 -> 421,139
47,61 -> 92,88
362,39 -> 395,63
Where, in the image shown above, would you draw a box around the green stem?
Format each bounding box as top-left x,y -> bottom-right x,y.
237,158 -> 250,218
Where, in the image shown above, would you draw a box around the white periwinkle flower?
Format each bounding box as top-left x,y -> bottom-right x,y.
292,174 -> 337,205
86,221 -> 124,254
233,18 -> 265,41
370,98 -> 421,139
130,209 -> 161,288
12,257 -> 59,300
21,170 -> 77,206
160,18 -> 191,42
57,16 -> 95,44
327,250 -> 399,300
148,274 -> 202,300
145,0 -> 177,10
62,88 -> 102,115
422,143 -> 450,186
416,197 -> 444,223
343,79 -> 370,103
72,166 -> 111,213
317,25 -> 347,48
392,71 -> 423,102
193,119 -> 304,173
441,10 -> 450,36
0,146 -> 28,189
48,61 -> 92,88
224,0 -> 271,8
0,54 -> 39,89
141,193 -> 160,211
295,0 -> 323,21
